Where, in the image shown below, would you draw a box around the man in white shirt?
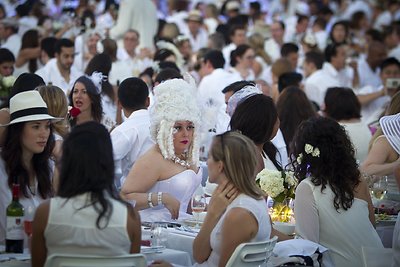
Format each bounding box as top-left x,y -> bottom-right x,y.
357,41 -> 387,89
264,21 -> 285,63
358,57 -> 400,124
222,25 -> 247,69
111,77 -> 154,187
304,43 -> 355,107
182,10 -> 208,53
198,50 -> 240,133
36,38 -> 82,94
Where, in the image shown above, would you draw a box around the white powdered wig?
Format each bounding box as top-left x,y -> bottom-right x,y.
150,78 -> 202,167
380,113 -> 400,155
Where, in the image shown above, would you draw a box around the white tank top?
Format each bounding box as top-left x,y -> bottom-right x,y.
44,193 -> 131,259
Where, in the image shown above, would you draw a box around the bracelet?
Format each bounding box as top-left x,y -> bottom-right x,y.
157,192 -> 163,206
147,193 -> 154,208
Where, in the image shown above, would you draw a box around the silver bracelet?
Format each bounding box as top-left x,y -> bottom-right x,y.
157,192 -> 163,206
147,192 -> 154,208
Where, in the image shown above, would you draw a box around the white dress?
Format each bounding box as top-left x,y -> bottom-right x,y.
194,194 -> 271,267
295,178 -> 383,267
44,193 -> 131,260
140,169 -> 202,222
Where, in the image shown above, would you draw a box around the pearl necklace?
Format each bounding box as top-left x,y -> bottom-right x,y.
171,155 -> 191,168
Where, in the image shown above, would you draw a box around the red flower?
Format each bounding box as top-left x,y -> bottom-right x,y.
69,107 -> 81,118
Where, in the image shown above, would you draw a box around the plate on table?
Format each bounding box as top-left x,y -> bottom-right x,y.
375,214 -> 398,223
183,219 -> 203,228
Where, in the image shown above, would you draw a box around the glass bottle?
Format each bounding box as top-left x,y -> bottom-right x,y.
6,184 -> 24,253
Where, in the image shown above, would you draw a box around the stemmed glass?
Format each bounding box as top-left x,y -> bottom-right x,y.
191,194 -> 206,227
24,204 -> 35,251
369,175 -> 388,215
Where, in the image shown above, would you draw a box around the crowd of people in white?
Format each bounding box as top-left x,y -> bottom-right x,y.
0,0 -> 400,267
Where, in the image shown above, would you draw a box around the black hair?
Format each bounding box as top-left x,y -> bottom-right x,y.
58,121 -> 123,229
304,51 -> 324,70
230,44 -> 251,67
380,57 -> 400,71
85,53 -> 115,102
278,72 -> 303,93
2,121 -> 54,199
0,73 -> 45,109
69,76 -> 103,126
154,68 -> 182,84
203,49 -> 225,69
324,87 -> 361,121
118,77 -> 149,110
325,43 -> 344,63
329,21 -> 349,45
154,48 -> 175,62
281,43 -> 299,57
0,48 -> 15,64
158,61 -> 181,73
230,94 -> 282,170
276,86 -> 316,147
20,29 -> 40,73
366,28 -> 383,42
54,38 -> 74,54
40,37 -> 57,58
291,117 -> 360,211
222,80 -> 255,94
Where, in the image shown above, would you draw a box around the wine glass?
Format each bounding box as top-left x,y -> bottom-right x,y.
191,194 -> 206,227
24,204 -> 35,252
370,175 -> 388,215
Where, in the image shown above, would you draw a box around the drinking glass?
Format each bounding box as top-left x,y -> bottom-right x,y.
370,175 -> 388,214
150,222 -> 168,249
191,194 -> 206,227
24,204 -> 35,252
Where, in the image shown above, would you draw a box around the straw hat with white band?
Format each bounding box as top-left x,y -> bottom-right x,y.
380,113 -> 400,155
1,91 -> 61,126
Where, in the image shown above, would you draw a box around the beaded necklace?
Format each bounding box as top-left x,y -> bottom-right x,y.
171,155 -> 191,168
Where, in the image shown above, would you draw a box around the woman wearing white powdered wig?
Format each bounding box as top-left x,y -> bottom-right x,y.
121,78 -> 202,222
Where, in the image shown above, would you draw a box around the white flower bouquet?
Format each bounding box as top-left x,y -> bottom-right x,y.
0,75 -> 16,99
256,169 -> 296,203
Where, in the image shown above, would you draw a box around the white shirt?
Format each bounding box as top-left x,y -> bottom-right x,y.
357,57 -> 382,89
263,38 -> 281,63
389,44 -> 400,62
110,109 -> 154,185
198,68 -> 240,109
182,27 -> 209,53
1,34 -> 21,58
222,43 -> 236,70
304,68 -> 339,107
358,85 -> 390,124
295,178 -> 383,267
35,58 -> 82,95
109,0 -> 158,50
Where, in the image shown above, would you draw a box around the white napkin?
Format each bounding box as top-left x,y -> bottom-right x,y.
273,239 -> 328,256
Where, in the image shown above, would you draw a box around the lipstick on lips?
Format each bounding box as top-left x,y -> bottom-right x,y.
181,140 -> 189,144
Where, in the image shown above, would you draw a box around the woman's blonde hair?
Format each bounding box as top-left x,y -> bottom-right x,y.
369,91 -> 400,150
209,131 -> 265,199
248,33 -> 271,64
36,85 -> 69,137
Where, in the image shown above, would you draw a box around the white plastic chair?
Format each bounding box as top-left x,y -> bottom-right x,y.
361,246 -> 393,267
225,236 -> 278,267
44,253 -> 147,267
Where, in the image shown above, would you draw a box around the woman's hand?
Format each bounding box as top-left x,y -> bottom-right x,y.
207,180 -> 239,219
162,193 -> 180,220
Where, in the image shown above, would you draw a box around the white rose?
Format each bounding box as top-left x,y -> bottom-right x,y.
305,144 -> 313,154
2,76 -> 16,88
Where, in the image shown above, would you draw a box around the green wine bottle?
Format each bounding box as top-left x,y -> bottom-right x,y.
5,184 -> 24,253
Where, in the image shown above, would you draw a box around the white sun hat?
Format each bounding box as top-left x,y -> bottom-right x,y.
3,91 -> 60,126
380,113 -> 400,154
